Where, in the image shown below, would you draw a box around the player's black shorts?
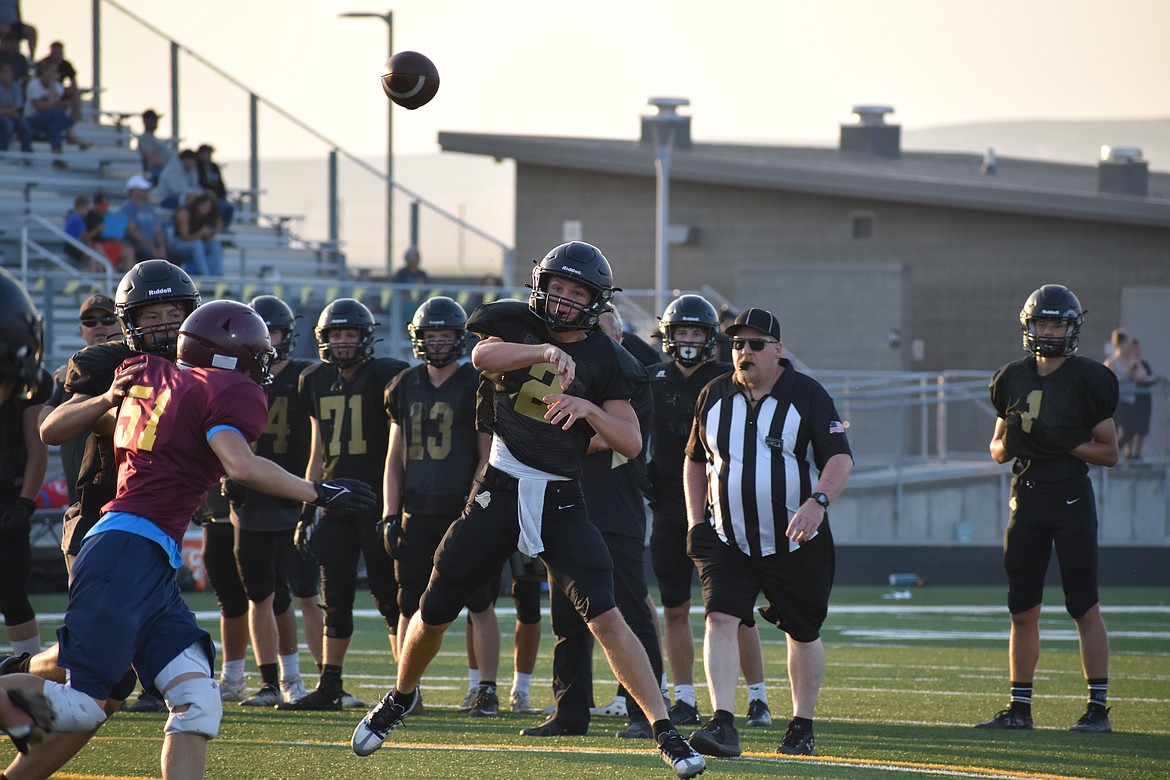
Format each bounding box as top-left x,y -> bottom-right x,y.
689,521 -> 834,643
397,511 -> 494,617
650,508 -> 695,608
1004,475 -> 1099,618
233,525 -> 296,614
420,465 -> 615,626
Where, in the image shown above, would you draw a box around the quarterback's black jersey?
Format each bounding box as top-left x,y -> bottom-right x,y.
580,375 -> 653,539
385,362 -> 481,516
236,357 -> 316,511
64,342 -> 136,525
989,355 -> 1118,483
646,359 -> 732,514
0,367 -> 51,489
299,356 -> 407,492
467,299 -> 646,479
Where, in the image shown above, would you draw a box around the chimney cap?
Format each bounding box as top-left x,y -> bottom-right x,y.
1100,145 -> 1144,162
850,105 -> 895,126
646,97 -> 690,116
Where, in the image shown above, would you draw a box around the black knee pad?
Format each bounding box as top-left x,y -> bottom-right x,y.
512,579 -> 542,625
0,595 -> 35,626
323,610 -> 354,639
110,668 -> 139,701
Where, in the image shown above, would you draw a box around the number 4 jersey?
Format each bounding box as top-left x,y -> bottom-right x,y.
105,354 -> 268,543
467,299 -> 647,479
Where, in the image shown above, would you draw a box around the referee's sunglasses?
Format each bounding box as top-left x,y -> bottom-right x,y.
731,337 -> 777,352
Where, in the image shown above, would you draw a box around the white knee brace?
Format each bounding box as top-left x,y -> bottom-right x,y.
41,681 -> 108,732
162,677 -> 222,739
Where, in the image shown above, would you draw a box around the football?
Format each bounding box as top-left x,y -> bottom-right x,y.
381,51 -> 440,110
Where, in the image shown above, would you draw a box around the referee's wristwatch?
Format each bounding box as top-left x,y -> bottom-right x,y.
810,491 -> 831,510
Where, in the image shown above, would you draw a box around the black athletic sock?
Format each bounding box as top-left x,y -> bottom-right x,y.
791,716 -> 814,730
1087,678 -> 1108,710
712,709 -> 735,726
260,662 -> 279,687
1009,681 -> 1033,716
320,664 -> 343,695
392,687 -> 416,709
479,680 -> 496,689
650,719 -> 675,741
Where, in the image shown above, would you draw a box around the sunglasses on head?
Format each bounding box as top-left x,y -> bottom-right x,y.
731,337 -> 777,352
80,315 -> 119,327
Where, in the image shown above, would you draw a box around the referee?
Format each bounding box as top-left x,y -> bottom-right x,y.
683,308 -> 852,759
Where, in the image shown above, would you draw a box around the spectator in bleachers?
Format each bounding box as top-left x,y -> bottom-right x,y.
0,31 -> 28,87
172,193 -> 224,276
89,194 -> 135,272
135,108 -> 173,180
64,194 -> 102,271
155,148 -> 204,209
0,0 -> 34,60
38,41 -> 77,115
195,143 -> 235,227
391,246 -> 429,285
25,59 -> 90,168
0,59 -> 31,155
121,174 -> 168,262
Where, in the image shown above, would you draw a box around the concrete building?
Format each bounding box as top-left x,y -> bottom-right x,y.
440,106 -> 1170,374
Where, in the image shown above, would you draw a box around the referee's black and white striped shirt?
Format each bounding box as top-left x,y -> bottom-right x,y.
685,359 -> 852,557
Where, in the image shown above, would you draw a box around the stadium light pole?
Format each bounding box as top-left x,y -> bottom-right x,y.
643,97 -> 689,319
340,10 -> 395,276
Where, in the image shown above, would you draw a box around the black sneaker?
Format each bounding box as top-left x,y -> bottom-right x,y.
658,728 -> 707,778
974,708 -> 1033,730
777,719 -> 815,755
0,653 -> 30,676
616,720 -> 653,739
126,690 -> 167,713
687,716 -> 741,758
468,683 -> 499,717
520,718 -> 588,737
276,686 -> 342,711
668,699 -> 700,727
241,683 -> 282,707
1069,706 -> 1112,733
351,688 -> 419,756
746,698 -> 772,727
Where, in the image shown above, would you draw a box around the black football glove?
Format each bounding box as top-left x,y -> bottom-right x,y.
0,497 -> 37,536
313,479 -> 377,511
294,505 -> 318,560
220,476 -> 246,505
378,513 -> 405,559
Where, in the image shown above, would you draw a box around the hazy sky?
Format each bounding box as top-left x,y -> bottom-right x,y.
73,0 -> 1170,160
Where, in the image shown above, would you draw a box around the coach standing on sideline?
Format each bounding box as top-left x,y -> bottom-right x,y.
684,308 -> 852,759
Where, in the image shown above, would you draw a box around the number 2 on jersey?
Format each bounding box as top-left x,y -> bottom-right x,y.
516,363 -> 561,423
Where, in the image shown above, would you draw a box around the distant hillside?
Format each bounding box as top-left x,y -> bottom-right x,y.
904,118 -> 1170,170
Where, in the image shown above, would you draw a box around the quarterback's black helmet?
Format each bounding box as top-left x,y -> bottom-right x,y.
0,268 -> 43,402
1020,284 -> 1084,358
528,241 -> 619,331
315,298 -> 377,367
409,296 -> 468,368
115,259 -> 201,359
659,294 -> 719,368
249,295 -> 299,361
177,300 -> 276,385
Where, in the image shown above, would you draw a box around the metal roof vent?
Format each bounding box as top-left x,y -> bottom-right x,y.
1098,145 -> 1148,196
840,105 -> 900,157
640,97 -> 692,149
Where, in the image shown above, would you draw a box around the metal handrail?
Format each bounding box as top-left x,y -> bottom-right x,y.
21,214 -> 115,291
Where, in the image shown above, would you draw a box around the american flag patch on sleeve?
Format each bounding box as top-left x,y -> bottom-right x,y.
829,421 -> 846,434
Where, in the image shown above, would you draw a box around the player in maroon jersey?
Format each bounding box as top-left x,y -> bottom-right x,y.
24,301 -> 375,779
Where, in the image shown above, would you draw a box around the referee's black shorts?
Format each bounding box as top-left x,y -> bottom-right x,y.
689,521 -> 834,643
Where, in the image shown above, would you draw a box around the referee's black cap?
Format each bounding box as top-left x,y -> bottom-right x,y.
726,308 -> 781,341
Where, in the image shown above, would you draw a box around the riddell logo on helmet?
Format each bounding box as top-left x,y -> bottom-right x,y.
558,266 -> 583,275
148,287 -> 173,295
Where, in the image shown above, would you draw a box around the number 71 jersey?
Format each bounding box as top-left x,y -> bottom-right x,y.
105,354 -> 268,543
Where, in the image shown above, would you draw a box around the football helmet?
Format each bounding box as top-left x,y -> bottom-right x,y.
114,259 -> 201,359
248,295 -> 299,361
1020,284 -> 1083,358
0,268 -> 43,402
315,298 -> 378,367
659,294 -> 719,368
528,241 -> 619,331
177,300 -> 276,385
409,296 -> 469,368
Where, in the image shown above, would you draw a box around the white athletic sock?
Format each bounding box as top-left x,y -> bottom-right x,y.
222,658 -> 246,683
511,672 -> 532,695
746,682 -> 767,703
278,652 -> 300,680
467,668 -> 480,692
11,636 -> 42,656
675,684 -> 696,707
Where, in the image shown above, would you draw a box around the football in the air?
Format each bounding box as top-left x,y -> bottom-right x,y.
381,51 -> 440,110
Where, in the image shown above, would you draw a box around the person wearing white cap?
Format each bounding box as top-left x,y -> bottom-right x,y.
120,175 -> 167,263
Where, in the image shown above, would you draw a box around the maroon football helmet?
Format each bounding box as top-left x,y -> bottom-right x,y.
177,300 -> 276,385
